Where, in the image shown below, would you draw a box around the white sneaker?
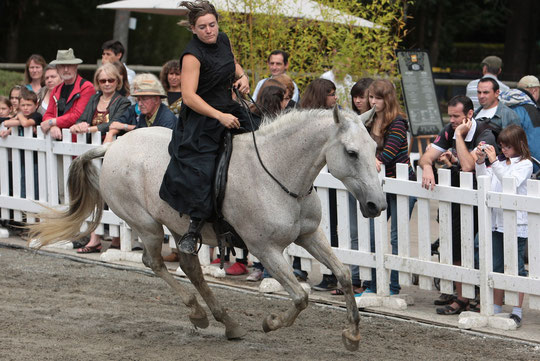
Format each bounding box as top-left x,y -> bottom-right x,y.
246,269 -> 263,282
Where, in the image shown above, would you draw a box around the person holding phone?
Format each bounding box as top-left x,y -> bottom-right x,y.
419,95 -> 498,315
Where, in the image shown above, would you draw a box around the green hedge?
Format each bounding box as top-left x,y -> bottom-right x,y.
0,69 -> 24,97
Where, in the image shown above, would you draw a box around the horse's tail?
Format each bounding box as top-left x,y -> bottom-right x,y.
27,143 -> 112,248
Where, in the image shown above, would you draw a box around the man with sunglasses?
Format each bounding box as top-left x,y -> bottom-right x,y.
42,48 -> 95,140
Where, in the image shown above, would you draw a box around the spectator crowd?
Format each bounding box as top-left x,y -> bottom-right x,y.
1,34 -> 539,329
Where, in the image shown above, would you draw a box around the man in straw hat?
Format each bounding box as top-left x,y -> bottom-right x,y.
104,73 -> 176,142
42,48 -> 95,139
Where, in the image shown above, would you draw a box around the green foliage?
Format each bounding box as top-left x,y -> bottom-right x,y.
219,0 -> 406,94
0,69 -> 24,97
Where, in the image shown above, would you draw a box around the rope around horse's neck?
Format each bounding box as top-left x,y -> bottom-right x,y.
233,87 -> 313,199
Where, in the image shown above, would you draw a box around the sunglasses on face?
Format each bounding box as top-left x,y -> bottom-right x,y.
99,78 -> 116,84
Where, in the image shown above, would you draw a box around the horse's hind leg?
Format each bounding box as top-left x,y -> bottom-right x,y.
255,248 -> 309,332
296,227 -> 361,351
171,232 -> 245,340
134,223 -> 209,329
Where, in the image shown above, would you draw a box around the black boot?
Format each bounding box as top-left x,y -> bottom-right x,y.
177,218 -> 205,255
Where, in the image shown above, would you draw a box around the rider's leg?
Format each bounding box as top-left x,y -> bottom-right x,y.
177,217 -> 205,255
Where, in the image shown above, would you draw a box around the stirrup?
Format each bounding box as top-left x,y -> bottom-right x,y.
177,232 -> 203,255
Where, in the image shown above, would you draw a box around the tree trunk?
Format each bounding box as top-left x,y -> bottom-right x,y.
113,10 -> 131,62
428,2 -> 444,66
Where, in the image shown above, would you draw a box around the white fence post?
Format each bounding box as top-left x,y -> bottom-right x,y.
459,171 -> 476,299
502,177 -> 519,306
527,180 -> 540,309
477,175 -> 494,316
438,168 -> 453,295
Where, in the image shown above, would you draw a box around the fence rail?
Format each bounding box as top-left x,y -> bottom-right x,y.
1,126 -> 539,319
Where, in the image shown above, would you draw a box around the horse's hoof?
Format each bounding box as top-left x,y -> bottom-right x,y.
225,325 -> 246,340
189,315 -> 210,329
262,313 -> 280,333
342,328 -> 361,351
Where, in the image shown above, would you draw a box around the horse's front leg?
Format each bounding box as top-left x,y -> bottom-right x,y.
296,227 -> 361,351
256,248 -> 309,332
171,232 -> 245,340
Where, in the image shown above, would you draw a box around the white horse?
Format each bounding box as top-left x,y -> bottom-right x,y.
29,107 -> 386,351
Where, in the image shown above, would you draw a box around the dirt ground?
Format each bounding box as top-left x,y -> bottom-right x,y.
1,246 -> 539,361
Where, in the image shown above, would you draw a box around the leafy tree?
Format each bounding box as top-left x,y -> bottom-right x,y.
219,0 -> 407,94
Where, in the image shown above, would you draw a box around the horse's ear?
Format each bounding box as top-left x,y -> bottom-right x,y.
333,105 -> 341,124
359,106 -> 376,127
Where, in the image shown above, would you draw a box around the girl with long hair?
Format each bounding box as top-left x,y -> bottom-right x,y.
475,124 -> 532,327
362,79 -> 415,296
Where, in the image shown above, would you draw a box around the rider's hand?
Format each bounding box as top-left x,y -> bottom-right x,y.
233,75 -> 250,95
217,112 -> 240,129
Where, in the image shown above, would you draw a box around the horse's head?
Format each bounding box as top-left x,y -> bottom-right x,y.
325,107 -> 386,218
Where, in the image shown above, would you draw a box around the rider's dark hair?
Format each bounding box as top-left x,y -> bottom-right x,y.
268,50 -> 289,65
448,95 -> 474,115
181,0 -> 219,26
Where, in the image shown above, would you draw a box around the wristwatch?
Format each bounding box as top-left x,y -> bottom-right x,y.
48,119 -> 54,126
124,124 -> 128,131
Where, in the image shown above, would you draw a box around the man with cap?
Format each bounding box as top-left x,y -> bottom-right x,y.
42,48 -> 95,139
466,55 -> 510,110
104,73 -> 176,142
500,75 -> 540,171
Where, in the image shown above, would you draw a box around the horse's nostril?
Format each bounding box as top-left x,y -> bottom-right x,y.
366,201 -> 379,216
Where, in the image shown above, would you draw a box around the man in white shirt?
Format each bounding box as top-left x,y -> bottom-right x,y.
252,50 -> 299,102
466,56 -> 509,110
473,77 -> 520,134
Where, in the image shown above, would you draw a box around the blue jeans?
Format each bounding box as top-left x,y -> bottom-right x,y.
492,231 -> 528,277
363,193 -> 416,294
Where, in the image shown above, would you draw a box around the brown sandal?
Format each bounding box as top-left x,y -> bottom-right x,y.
77,245 -> 102,254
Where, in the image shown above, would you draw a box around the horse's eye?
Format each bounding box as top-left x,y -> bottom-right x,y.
347,150 -> 358,159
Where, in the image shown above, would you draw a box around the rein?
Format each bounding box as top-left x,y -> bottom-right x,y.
233,87 -> 313,199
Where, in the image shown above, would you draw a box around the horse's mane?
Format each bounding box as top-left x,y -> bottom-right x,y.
252,108 -> 330,137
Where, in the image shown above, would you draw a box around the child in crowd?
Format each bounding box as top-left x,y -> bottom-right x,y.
475,124 -> 532,328
9,85 -> 22,116
0,88 -> 42,138
0,96 -> 12,124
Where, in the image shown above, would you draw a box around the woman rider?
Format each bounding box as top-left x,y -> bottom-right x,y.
159,0 -> 258,255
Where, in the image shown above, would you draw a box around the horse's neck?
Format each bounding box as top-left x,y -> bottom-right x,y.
238,112 -> 332,194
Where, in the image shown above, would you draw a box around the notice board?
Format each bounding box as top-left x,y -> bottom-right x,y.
396,50 -> 443,136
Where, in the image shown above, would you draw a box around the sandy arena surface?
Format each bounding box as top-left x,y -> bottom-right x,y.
1,246 -> 539,361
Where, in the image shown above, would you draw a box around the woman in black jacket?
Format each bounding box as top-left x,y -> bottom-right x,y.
69,63 -> 130,137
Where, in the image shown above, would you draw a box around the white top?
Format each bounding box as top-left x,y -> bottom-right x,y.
124,63 -> 136,86
252,76 -> 300,103
475,157 -> 533,237
475,106 -> 497,120
466,73 -> 510,111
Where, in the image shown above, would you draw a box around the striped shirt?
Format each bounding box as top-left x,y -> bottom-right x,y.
375,116 -> 414,179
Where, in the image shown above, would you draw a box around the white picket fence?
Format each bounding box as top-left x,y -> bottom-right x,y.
1,126 -> 540,318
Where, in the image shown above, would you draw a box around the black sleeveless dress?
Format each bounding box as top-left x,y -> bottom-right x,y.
159,32 -> 258,219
